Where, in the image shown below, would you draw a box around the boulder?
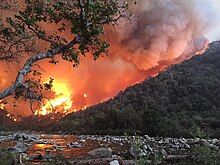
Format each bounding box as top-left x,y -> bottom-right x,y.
32,153 -> 54,161
110,160 -> 120,165
68,142 -> 83,148
211,138 -> 219,144
13,133 -> 30,141
8,142 -> 27,153
11,133 -> 37,142
87,148 -> 112,159
70,158 -> 123,165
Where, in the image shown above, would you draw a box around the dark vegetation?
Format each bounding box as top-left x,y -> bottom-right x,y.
16,41 -> 220,137
0,109 -> 16,130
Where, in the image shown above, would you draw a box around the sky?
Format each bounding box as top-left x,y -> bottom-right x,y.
206,0 -> 220,41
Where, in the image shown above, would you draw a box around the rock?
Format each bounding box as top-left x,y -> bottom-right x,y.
20,153 -> 29,161
146,144 -> 153,152
193,138 -> 200,144
160,149 -> 167,156
8,142 -> 27,153
11,133 -> 37,142
123,160 -> 136,165
87,148 -> 112,159
143,145 -> 148,150
199,139 -> 208,145
209,144 -> 219,150
143,144 -> 153,152
69,142 -> 83,148
13,133 -> 30,141
112,155 -> 122,159
53,145 -> 62,151
165,155 -> 189,161
110,160 -> 119,165
158,140 -> 164,144
212,138 -> 219,144
36,154 -> 43,160
43,154 -> 54,159
14,133 -> 28,140
184,144 -> 190,149
17,153 -> 29,164
70,158 -> 123,165
182,138 -> 187,143
33,153 -> 54,160
144,135 -> 150,141
15,142 -> 27,153
129,146 -> 138,159
8,147 -> 18,152
45,147 -> 54,152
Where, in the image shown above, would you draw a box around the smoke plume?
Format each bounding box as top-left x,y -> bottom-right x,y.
114,0 -> 220,70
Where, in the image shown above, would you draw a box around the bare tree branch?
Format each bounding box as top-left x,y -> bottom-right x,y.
0,36 -> 81,99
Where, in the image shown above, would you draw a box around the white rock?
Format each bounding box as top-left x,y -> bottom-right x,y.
212,138 -> 219,144
110,160 -> 119,165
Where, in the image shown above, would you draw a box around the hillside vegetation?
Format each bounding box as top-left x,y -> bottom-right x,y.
22,41 -> 220,137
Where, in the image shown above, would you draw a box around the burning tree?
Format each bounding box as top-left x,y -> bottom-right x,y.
0,0 -> 128,114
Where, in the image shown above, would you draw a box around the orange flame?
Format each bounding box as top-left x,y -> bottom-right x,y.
0,100 -> 5,110
35,81 -> 73,116
195,39 -> 209,55
6,113 -> 18,122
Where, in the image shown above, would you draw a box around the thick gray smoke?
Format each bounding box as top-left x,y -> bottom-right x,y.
114,0 -> 220,70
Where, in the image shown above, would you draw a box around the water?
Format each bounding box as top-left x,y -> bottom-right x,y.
0,133 -> 129,164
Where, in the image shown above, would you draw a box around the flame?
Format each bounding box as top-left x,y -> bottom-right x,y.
0,101 -> 4,109
6,113 -> 18,122
195,39 -> 209,55
35,81 -> 73,116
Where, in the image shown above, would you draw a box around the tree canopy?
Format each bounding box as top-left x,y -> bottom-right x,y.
0,0 -> 128,112
30,41 -> 220,137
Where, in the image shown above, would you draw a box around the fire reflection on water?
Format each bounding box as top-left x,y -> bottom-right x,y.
25,134 -> 128,162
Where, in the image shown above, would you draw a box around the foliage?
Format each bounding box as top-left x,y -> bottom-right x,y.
0,0 -> 127,62
190,125 -> 207,139
190,144 -> 220,165
0,0 -> 128,112
13,42 -> 220,137
47,152 -> 72,165
0,149 -> 17,165
46,42 -> 220,136
127,135 -> 163,165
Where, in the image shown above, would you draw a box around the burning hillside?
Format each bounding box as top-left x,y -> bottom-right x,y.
0,0 -> 220,117
34,81 -> 73,116
16,41 -> 220,133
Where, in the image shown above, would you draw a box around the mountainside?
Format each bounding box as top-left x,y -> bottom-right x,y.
0,109 -> 16,130
21,41 -> 220,137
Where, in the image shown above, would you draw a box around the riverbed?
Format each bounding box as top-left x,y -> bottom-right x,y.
0,132 -> 129,164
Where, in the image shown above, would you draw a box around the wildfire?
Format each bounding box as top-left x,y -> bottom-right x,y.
0,100 -> 5,110
35,81 -> 73,116
0,103 -> 4,110
6,113 -> 18,122
195,39 -> 209,55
